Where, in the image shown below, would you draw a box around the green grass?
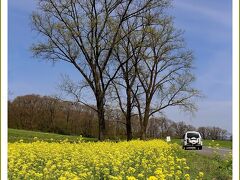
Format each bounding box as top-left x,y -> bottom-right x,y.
170,138 -> 232,149
178,148 -> 232,179
8,128 -> 97,143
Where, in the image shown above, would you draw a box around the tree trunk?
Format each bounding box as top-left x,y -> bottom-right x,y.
126,113 -> 132,141
140,127 -> 147,140
97,98 -> 106,141
140,103 -> 150,140
126,87 -> 133,141
66,111 -> 70,132
140,117 -> 148,140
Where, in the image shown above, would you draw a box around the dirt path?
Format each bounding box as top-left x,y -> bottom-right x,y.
185,146 -> 232,158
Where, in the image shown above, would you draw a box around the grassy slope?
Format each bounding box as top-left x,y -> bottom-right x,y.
177,148 -> 232,179
169,139 -> 232,179
8,128 -> 97,143
170,138 -> 232,149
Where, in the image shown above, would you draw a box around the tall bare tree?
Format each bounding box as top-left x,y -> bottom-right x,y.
31,0 -> 170,140
131,12 -> 200,139
110,22 -> 145,140
110,11 -> 168,140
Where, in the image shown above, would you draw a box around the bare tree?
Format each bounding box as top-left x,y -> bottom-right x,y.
208,126 -> 223,140
198,126 -> 208,139
110,22 -> 145,140
171,121 -> 187,138
220,129 -> 227,140
157,117 -> 171,138
147,117 -> 161,138
131,13 -> 200,139
44,96 -> 60,132
31,0 -> 170,140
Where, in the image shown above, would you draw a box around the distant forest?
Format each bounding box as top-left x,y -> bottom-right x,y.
8,94 -> 231,140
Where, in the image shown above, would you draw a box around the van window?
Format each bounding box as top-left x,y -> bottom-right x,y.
187,133 -> 199,138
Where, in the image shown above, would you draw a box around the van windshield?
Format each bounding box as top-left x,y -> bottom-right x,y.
187,133 -> 199,138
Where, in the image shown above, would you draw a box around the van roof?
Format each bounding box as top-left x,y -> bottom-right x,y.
185,131 -> 200,133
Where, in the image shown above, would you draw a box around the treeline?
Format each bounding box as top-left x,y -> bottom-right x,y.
147,119 -> 231,140
8,95 -> 99,137
8,94 -> 230,140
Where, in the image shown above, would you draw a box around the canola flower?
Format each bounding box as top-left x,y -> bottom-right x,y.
8,139 -> 203,180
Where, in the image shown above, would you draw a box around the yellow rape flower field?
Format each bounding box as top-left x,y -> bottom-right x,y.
8,140 -> 205,180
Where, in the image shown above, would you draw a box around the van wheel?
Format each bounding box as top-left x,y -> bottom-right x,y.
199,146 -> 202,150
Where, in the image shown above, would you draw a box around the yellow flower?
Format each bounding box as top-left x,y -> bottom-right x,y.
184,174 -> 190,180
127,176 -> 136,180
199,172 -> 204,177
59,176 -> 67,180
176,170 -> 182,176
128,167 -> 136,173
138,173 -> 144,178
8,140 -> 193,179
147,176 -> 158,180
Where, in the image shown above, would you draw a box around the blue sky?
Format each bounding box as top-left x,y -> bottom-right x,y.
8,0 -> 232,132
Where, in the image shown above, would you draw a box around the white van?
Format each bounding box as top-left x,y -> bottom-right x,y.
182,131 -> 202,150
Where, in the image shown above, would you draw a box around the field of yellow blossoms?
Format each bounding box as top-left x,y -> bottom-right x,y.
8,140 -> 204,180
